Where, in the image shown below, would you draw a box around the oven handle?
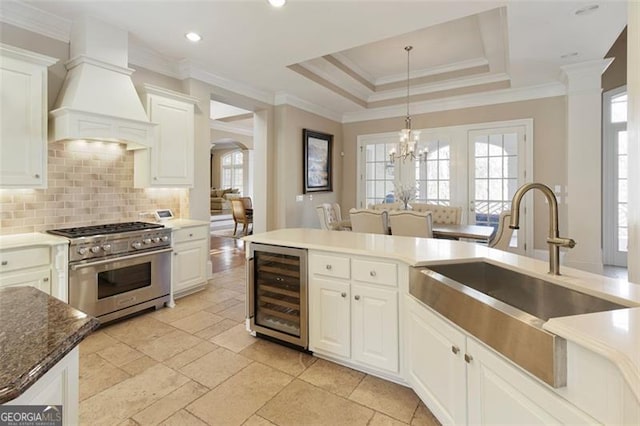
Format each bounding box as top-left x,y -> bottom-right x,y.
69,248 -> 173,271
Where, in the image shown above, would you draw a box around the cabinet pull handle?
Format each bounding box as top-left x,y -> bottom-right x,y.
369,270 -> 376,277
43,277 -> 49,282
464,354 -> 473,363
1,261 -> 7,266
341,292 -> 347,298
326,264 -> 332,270
354,295 -> 360,300
451,346 -> 460,355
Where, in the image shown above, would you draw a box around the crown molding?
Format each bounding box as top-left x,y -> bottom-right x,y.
0,0 -> 71,42
342,82 -> 566,123
375,57 -> 490,86
128,41 -> 182,79
210,119 -> 253,137
331,52 -> 376,86
179,59 -> 274,105
274,93 -> 343,123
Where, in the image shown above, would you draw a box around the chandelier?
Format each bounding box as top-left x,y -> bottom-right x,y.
389,46 -> 423,163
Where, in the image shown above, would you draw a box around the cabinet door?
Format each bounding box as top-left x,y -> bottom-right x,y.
149,95 -> 194,186
309,277 -> 350,358
0,53 -> 49,188
406,297 -> 467,425
0,268 -> 52,294
172,239 -> 207,295
466,339 -> 599,425
351,284 -> 398,372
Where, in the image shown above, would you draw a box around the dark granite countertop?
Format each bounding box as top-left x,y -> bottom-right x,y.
0,287 -> 99,404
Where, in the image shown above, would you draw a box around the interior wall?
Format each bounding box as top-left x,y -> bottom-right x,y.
210,147 -> 238,189
342,97 -> 567,250
210,129 -> 254,149
274,105 -> 343,229
602,27 -> 627,92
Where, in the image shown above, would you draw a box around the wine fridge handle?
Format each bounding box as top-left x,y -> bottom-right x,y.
247,257 -> 255,319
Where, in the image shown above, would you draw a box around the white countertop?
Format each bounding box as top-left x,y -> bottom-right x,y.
245,228 -> 640,401
0,232 -> 69,250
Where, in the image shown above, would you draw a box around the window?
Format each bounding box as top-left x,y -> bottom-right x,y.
416,139 -> 450,205
363,142 -> 396,207
221,150 -> 244,195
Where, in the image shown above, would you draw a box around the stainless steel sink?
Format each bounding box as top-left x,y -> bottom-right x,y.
410,261 -> 627,388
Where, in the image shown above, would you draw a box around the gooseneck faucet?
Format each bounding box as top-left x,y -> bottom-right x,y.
509,183 -> 576,275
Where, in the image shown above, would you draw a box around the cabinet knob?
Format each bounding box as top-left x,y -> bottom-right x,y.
369,270 -> 376,277
189,233 -> 193,237
43,277 -> 49,282
1,261 -> 7,266
34,174 -> 40,179
464,354 -> 473,363
174,252 -> 178,256
341,292 -> 347,298
451,346 -> 460,355
354,295 -> 360,301
153,177 -> 158,181
325,264 -> 332,270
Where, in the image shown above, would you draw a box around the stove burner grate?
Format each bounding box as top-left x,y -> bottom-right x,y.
47,221 -> 164,238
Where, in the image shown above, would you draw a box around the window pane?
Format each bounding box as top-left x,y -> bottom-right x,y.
503,133 -> 518,155
366,181 -> 375,198
475,158 -> 488,178
439,145 -> 450,159
618,203 -> 628,227
618,179 -> 628,203
488,135 -> 503,156
504,156 -> 518,178
611,94 -> 628,123
439,160 -> 450,179
489,157 -> 503,178
618,131 -> 627,155
439,181 -> 450,200
475,137 -> 488,156
375,144 -> 386,161
489,179 -> 502,200
366,145 -> 375,162
618,226 -> 628,252
427,161 -> 438,179
427,181 -> 438,199
475,179 -> 488,200
618,155 -> 628,180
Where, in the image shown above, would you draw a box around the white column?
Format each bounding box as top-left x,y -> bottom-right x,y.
560,59 -> 612,274
253,109 -> 270,234
628,1 -> 640,284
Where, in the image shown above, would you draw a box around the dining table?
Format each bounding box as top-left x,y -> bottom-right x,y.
431,223 -> 496,242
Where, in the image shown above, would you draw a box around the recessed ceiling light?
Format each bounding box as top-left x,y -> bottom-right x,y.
268,0 -> 286,7
574,4 -> 599,16
560,52 -> 579,59
185,32 -> 202,42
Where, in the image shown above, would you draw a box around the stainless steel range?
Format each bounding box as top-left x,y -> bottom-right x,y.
48,222 -> 172,323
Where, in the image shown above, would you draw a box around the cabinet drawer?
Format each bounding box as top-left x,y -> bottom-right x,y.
352,259 -> 397,287
0,247 -> 50,273
310,253 -> 350,280
173,226 -> 208,244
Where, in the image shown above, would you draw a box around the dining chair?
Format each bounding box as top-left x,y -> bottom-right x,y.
316,203 -> 351,230
241,196 -> 252,210
411,203 -> 462,224
231,199 -> 253,236
388,210 -> 433,238
488,211 -> 514,251
349,209 -> 389,234
368,202 -> 402,211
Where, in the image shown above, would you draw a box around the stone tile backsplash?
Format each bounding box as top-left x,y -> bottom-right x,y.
0,141 -> 188,235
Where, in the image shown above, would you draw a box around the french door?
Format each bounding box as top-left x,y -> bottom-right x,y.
357,121 -> 530,255
468,126 -> 526,253
603,87 -> 628,267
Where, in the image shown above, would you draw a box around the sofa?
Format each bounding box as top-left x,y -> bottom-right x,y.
210,188 -> 241,211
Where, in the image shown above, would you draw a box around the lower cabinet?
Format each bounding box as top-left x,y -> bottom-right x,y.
6,347 -> 79,425
172,225 -> 209,298
0,267 -> 51,293
309,252 -> 399,375
406,296 -> 599,425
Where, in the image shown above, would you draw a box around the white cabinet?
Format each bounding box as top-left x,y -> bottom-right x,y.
406,296 -> 599,425
134,84 -> 198,188
0,268 -> 51,293
171,225 -> 209,298
0,44 -> 57,188
309,252 -> 399,375
6,347 -> 79,425
0,244 -> 68,299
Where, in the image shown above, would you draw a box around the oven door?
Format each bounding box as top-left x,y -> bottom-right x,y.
68,248 -> 171,319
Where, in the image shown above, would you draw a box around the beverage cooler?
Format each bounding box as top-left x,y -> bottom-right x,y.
247,243 -> 308,348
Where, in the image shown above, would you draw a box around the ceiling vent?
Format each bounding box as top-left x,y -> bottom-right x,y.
49,16 -> 156,149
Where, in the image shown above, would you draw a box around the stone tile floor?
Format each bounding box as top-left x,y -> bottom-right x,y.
79,266 -> 441,425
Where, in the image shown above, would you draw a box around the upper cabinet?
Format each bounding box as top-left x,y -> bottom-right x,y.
134,84 -> 198,188
0,44 -> 57,188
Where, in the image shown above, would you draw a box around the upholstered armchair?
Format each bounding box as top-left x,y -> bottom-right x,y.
410,203 -> 462,224
349,208 -> 389,235
388,210 -> 433,238
368,202 -> 402,211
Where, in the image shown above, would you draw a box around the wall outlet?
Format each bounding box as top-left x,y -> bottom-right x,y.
296,195 -> 303,202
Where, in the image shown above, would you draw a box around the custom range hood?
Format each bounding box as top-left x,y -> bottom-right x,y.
49,16 -> 156,149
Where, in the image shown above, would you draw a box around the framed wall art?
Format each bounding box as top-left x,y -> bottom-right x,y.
303,129 -> 333,193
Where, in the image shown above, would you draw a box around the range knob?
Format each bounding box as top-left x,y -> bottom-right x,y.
152,237 -> 161,243
161,236 -> 169,242
102,244 -> 112,252
90,246 -> 101,253
143,238 -> 152,245
132,241 -> 142,249
77,247 -> 88,255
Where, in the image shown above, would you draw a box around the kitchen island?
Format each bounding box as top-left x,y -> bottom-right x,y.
245,228 -> 640,425
0,287 -> 99,424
